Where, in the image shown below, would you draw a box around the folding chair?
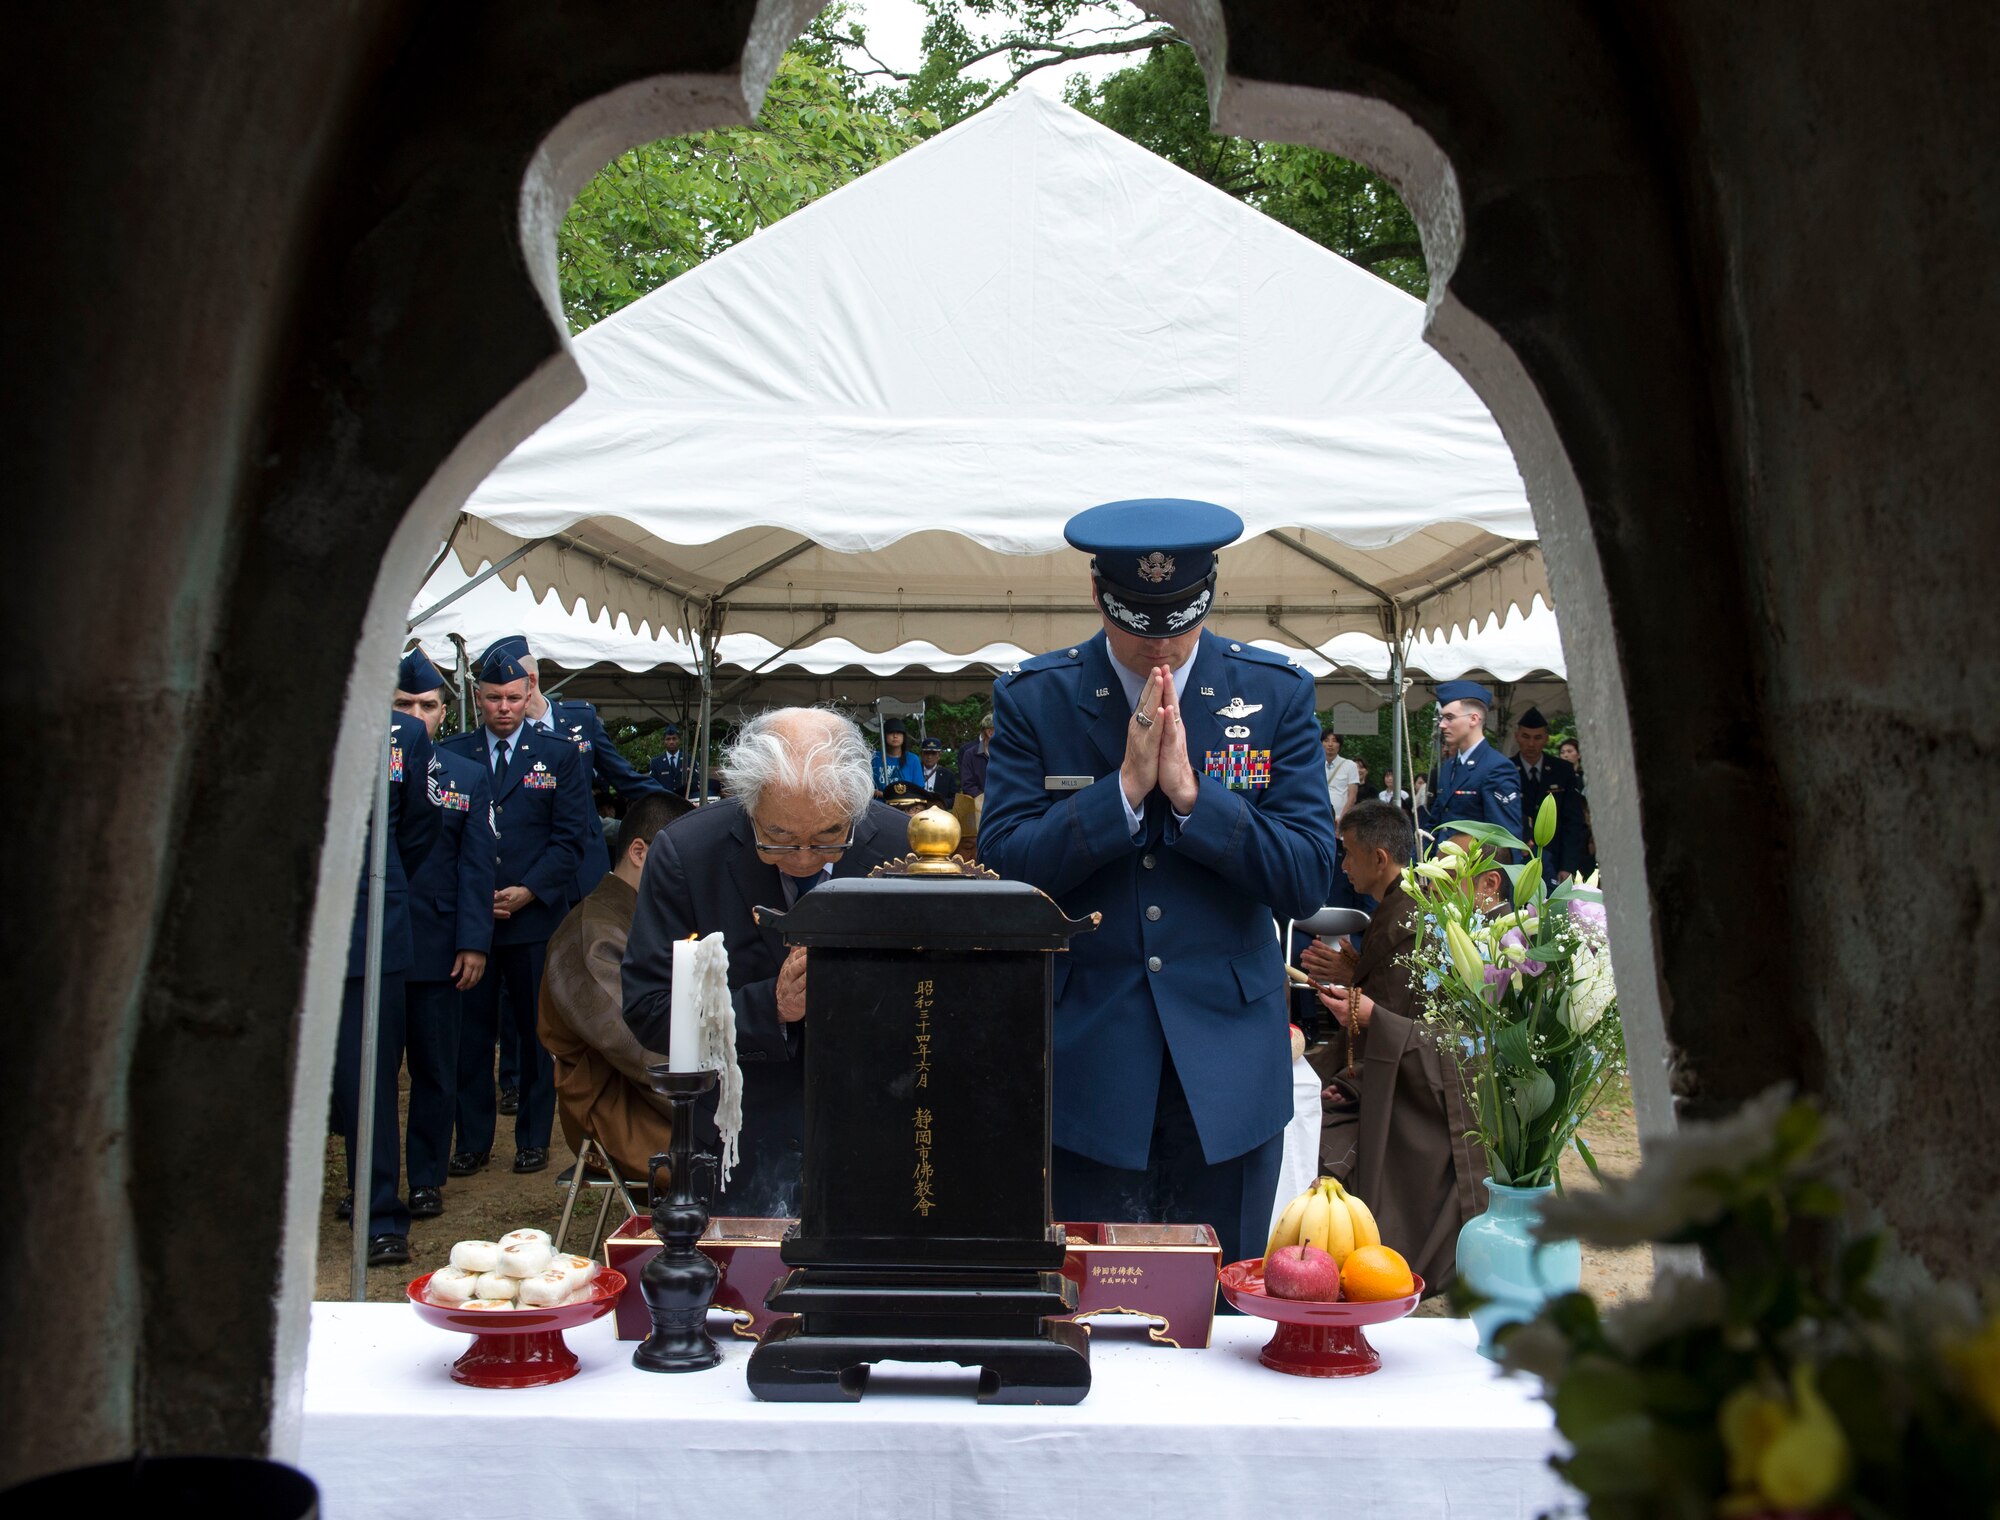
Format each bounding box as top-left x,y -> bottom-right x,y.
552,1134 -> 645,1257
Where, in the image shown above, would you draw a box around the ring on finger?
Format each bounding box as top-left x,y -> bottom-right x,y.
1134,712 -> 1156,729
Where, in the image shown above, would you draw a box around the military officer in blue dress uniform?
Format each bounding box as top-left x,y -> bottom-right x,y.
471,634 -> 663,1110
648,723 -> 690,797
1421,679 -> 1525,855
440,644 -> 595,1176
980,499 -> 1339,1269
1511,706 -> 1586,879
390,649 -> 495,1218
332,707 -> 441,1265
479,634 -> 663,900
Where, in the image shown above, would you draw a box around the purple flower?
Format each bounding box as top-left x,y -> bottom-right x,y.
1501,927 -> 1548,978
1568,898 -> 1608,933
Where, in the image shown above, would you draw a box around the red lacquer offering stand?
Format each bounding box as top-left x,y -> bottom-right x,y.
407,1270 -> 627,1388
1217,1260 -> 1423,1377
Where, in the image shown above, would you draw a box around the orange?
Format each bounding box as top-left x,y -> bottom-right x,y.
1341,1244 -> 1415,1301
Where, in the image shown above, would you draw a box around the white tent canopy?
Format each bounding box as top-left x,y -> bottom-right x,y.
450,90 -> 1545,659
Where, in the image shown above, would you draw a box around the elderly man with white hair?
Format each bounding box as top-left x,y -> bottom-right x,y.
621,706 -> 910,1215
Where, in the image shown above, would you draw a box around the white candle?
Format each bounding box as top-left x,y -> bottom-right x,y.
668,938 -> 701,1073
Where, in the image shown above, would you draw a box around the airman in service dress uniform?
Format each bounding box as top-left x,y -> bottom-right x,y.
648,723 -> 690,797
1512,706 -> 1586,880
333,707 -> 440,1265
979,500 -> 1339,1269
482,633 -> 664,901
390,649 -> 495,1218
1421,679 -> 1525,855
439,645 -> 594,1176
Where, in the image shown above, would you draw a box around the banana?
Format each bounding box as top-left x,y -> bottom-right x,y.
1298,1189 -> 1335,1255
1312,1178 -> 1355,1263
1332,1180 -> 1382,1250
1265,1189 -> 1313,1256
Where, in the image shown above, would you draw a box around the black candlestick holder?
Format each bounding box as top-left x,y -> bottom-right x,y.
633,1065 -> 722,1373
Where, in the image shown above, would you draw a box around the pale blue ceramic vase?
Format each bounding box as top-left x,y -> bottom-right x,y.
1456,1178 -> 1583,1358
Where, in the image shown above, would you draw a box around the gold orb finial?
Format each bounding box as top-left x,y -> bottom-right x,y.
905,806 -> 962,870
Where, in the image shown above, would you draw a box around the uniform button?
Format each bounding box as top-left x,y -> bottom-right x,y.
1147,956 -> 1162,973
1146,905 -> 1161,921
1067,648 -> 1078,657
1230,643 -> 1242,651
1141,853 -> 1156,869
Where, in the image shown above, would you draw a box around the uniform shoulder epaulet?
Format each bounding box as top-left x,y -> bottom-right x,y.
1009,645 -> 1087,678
1220,639 -> 1311,678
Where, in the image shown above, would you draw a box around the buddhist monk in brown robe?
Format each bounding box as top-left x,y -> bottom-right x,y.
1302,800 -> 1486,1297
539,792 -> 691,1180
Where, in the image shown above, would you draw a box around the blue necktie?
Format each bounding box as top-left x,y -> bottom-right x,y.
493,736 -> 511,787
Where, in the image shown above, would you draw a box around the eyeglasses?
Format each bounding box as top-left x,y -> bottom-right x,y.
749,820 -> 856,857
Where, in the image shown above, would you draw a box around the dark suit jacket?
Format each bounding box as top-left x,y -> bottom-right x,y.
1515,751 -> 1587,877
918,763 -> 958,810
620,796 -> 909,1213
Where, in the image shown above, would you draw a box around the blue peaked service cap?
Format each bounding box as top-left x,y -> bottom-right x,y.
474,633 -> 532,684
1065,498 -> 1243,638
1435,680 -> 1496,708
477,633 -> 531,667
397,647 -> 447,695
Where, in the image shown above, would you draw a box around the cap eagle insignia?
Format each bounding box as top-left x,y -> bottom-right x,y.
1135,551 -> 1176,584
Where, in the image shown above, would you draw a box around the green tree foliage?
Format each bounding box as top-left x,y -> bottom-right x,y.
1065,44 -> 1427,298
557,2 -> 1428,332
556,9 -> 929,333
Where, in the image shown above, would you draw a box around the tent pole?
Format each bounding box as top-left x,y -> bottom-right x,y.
451,635 -> 468,732
352,719 -> 393,1301
693,605 -> 721,801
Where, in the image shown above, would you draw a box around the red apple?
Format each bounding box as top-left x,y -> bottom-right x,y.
1262,1243 -> 1341,1301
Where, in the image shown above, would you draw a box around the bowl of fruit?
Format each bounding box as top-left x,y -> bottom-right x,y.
1219,1177 -> 1422,1377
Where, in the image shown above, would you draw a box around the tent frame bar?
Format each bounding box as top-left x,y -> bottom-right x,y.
1263,529 -> 1397,606
716,539 -> 816,599
712,611 -> 838,706
407,537 -> 545,630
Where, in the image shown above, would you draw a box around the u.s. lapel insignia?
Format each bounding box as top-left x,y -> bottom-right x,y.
1094,687 -> 1110,698
1199,686 -> 1215,697
1214,697 -> 1263,719
1224,723 -> 1250,739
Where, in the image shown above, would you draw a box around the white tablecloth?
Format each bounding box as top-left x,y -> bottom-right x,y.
299,1304 -> 1567,1520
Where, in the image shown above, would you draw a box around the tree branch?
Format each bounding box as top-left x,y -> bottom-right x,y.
826,30 -> 915,82
954,32 -> 1182,123
1351,240 -> 1424,267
